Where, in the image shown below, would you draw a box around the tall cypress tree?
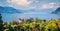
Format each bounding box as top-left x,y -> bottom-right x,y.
0,13 -> 3,23
0,13 -> 3,31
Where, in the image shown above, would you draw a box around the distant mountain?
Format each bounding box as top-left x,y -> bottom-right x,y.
0,6 -> 22,14
52,7 -> 60,14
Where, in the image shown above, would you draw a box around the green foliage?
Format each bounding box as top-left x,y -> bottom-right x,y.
0,13 -> 3,31
1,17 -> 60,31
0,13 -> 3,23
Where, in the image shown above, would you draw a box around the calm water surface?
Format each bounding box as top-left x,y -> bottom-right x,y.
2,13 -> 60,22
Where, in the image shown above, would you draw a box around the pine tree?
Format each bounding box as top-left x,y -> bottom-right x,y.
0,13 -> 3,31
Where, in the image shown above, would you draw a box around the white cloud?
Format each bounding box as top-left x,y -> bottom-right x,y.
7,0 -> 59,10
7,0 -> 33,10
23,12 -> 47,14
41,2 -> 59,9
0,3 -> 2,6
7,0 -> 32,6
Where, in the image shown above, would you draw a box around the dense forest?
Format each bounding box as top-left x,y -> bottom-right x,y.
0,13 -> 60,31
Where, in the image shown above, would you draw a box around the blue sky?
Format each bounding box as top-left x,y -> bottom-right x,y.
0,0 -> 60,14
0,0 -> 60,22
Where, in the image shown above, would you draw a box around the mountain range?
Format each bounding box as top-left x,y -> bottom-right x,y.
52,7 -> 60,14
0,6 -> 21,14
0,6 -> 60,14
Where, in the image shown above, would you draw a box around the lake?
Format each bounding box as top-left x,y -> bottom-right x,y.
2,13 -> 60,22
